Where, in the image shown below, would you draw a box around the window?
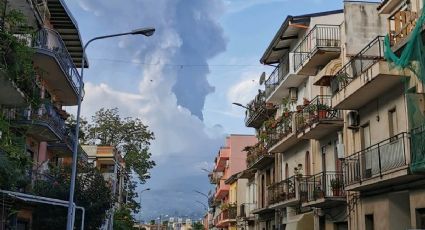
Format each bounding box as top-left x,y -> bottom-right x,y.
362,123 -> 371,149
305,151 -> 311,175
285,163 -> 289,179
389,108 -> 398,137
416,208 -> 425,229
365,214 -> 374,230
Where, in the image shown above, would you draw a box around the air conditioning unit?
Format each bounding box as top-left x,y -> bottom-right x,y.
289,87 -> 298,102
347,111 -> 359,129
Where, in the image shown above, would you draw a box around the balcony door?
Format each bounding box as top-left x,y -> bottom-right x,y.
361,123 -> 375,178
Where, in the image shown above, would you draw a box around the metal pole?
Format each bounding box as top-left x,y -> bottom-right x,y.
65,28 -> 155,230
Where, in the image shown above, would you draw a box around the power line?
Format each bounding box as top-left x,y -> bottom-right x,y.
89,57 -> 265,68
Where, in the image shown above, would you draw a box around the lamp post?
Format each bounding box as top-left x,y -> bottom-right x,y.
232,102 -> 253,111
66,27 -> 155,230
138,188 -> 151,224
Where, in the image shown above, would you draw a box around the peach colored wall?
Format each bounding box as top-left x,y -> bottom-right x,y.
227,135 -> 257,176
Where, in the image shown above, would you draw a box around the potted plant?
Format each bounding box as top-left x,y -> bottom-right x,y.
316,103 -> 330,119
303,98 -> 310,106
330,178 -> 343,196
313,187 -> 324,199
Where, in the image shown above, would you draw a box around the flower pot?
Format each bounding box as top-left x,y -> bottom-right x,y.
318,110 -> 327,119
332,188 -> 341,197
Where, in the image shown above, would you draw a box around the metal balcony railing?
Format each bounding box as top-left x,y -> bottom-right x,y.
267,114 -> 293,147
411,125 -> 425,173
330,36 -> 385,94
246,143 -> 270,168
293,24 -> 341,72
299,171 -> 345,203
295,95 -> 341,133
3,102 -> 66,138
33,28 -> 84,97
264,55 -> 290,99
344,132 -> 408,186
268,176 -> 298,205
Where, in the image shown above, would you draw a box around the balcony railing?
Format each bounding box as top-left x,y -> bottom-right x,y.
3,102 -> 66,139
264,55 -> 290,99
293,25 -> 341,72
245,91 -> 276,128
388,9 -> 418,47
299,171 -> 345,203
268,176 -> 298,205
344,132 -> 408,186
330,36 -> 385,94
33,28 -> 84,97
266,114 -> 293,147
246,143 -> 271,168
295,95 -> 341,133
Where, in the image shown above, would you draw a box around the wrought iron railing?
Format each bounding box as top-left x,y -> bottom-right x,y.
293,24 -> 341,72
267,114 -> 293,147
2,102 -> 66,139
246,143 -> 270,168
268,176 -> 299,205
344,132 -> 408,186
244,90 -> 275,127
299,171 -> 345,203
264,55 -> 290,98
295,95 -> 341,133
33,28 -> 84,97
330,36 -> 385,94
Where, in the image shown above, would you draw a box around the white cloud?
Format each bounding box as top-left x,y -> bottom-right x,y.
227,71 -> 261,106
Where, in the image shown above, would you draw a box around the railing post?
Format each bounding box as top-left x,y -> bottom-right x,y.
378,143 -> 383,178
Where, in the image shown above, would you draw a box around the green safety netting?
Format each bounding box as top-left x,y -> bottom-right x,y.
384,0 -> 425,173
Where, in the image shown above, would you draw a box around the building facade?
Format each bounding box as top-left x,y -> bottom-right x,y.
0,0 -> 86,229
208,135 -> 257,230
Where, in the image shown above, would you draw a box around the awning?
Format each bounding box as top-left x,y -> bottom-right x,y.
284,212 -> 314,230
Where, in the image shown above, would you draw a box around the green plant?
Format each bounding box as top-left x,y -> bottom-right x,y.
330,178 -> 343,189
0,1 -> 38,107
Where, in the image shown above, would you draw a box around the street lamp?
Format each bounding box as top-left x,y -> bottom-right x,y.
195,200 -> 208,211
232,102 -> 253,111
193,190 -> 208,199
66,27 -> 156,230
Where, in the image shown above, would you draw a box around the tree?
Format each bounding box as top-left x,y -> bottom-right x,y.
113,206 -> 137,230
32,163 -> 112,230
193,221 -> 205,230
72,107 -> 156,212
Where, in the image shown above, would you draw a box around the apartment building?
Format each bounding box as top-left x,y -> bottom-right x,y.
331,0 -> 425,229
209,135 -> 257,230
0,0 -> 85,228
240,1 -> 419,230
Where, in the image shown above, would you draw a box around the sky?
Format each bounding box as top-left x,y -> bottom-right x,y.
66,0 -> 349,221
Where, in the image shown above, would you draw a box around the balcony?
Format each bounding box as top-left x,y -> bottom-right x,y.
295,95 -> 343,139
209,171 -> 223,184
388,9 -> 418,50
300,171 -> 345,208
245,143 -> 274,170
331,36 -> 409,110
343,132 -> 417,191
214,147 -> 230,172
47,129 -> 81,158
411,125 -> 425,173
293,25 -> 341,76
3,103 -> 66,142
268,175 -> 308,208
32,28 -> 83,106
264,54 -> 307,104
267,115 -> 300,153
245,91 -> 277,128
215,179 -> 230,200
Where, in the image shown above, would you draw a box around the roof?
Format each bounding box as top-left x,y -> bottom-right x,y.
260,9 -> 343,65
377,0 -> 389,10
224,172 -> 240,184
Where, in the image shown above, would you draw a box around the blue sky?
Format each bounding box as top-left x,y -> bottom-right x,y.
67,0 -> 347,221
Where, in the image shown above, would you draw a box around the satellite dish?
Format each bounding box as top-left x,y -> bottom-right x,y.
259,72 -> 266,85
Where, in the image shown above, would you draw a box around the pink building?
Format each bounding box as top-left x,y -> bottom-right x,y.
209,134 -> 257,229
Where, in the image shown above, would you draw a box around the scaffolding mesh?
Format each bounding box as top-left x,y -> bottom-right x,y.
384,0 -> 425,173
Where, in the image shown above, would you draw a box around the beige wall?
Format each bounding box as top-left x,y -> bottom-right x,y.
410,188 -> 425,228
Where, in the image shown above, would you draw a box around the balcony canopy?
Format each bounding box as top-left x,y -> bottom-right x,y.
47,0 -> 87,68
260,10 -> 343,65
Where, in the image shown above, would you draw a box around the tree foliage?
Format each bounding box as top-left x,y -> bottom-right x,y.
68,108 -> 156,212
32,163 -> 112,230
113,206 -> 137,230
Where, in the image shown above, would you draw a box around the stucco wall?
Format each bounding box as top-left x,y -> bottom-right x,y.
344,1 -> 388,56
